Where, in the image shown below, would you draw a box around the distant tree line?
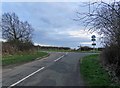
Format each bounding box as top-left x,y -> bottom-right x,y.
34,45 -> 71,50
77,1 -> 120,83
77,46 -> 104,51
2,42 -> 71,55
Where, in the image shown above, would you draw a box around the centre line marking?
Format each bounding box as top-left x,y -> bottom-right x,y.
54,55 -> 64,62
8,67 -> 45,88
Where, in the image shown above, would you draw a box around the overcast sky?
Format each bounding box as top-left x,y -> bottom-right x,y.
2,2 -> 104,48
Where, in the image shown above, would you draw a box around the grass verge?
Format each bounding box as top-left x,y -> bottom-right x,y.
2,51 -> 48,66
80,54 -> 117,87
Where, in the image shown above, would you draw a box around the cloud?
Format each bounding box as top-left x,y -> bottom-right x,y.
81,42 -> 92,45
2,2 -> 103,48
1,0 -> 118,3
34,42 -> 55,46
0,38 -> 6,42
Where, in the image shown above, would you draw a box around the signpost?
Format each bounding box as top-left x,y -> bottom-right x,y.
91,35 -> 96,51
77,44 -> 81,51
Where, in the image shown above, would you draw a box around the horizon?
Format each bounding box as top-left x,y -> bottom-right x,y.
1,1 -> 105,49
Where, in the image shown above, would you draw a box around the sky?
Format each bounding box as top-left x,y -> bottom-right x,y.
1,1 -> 105,49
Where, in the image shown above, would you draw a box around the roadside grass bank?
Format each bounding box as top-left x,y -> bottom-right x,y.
80,54 -> 119,87
2,51 -> 49,66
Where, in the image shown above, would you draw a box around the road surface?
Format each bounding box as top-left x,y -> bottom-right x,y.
2,52 -> 91,87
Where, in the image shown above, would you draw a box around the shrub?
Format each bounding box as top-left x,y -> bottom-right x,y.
101,44 -> 120,83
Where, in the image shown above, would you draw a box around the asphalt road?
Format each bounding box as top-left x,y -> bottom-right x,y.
2,52 -> 91,87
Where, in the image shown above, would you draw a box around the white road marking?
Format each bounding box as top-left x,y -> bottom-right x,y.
8,67 -> 45,87
54,55 -> 64,62
66,52 -> 68,55
8,53 -> 66,87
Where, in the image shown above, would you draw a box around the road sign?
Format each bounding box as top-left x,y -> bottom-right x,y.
92,43 -> 96,46
91,38 -> 96,41
91,35 -> 96,51
91,35 -> 96,39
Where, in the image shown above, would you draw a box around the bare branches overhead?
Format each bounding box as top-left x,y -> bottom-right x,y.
76,0 -> 120,82
76,1 -> 120,46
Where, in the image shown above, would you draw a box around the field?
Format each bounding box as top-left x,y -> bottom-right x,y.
2,51 -> 48,66
80,54 -> 119,87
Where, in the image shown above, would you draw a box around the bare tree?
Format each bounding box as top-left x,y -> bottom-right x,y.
76,1 -> 120,46
76,1 -> 120,82
2,12 -> 34,52
2,12 -> 33,43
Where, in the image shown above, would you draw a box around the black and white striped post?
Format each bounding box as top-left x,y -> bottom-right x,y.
91,35 -> 96,51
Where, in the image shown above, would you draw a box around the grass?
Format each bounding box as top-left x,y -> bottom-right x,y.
2,51 -> 48,66
80,54 -> 116,87
78,50 -> 101,53
40,49 -> 72,52
40,49 -> 101,53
